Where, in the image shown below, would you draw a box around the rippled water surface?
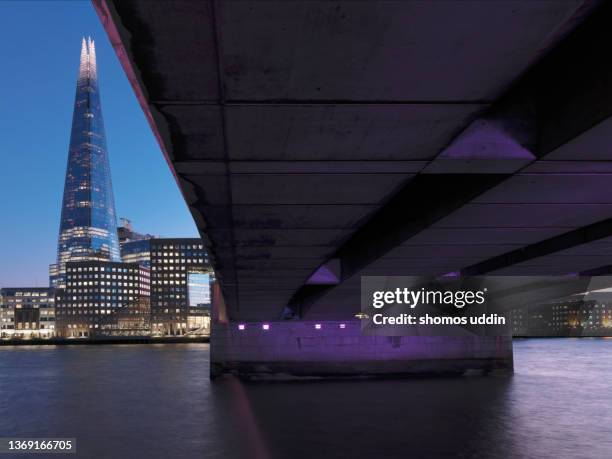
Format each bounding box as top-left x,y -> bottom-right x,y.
1,339 -> 611,458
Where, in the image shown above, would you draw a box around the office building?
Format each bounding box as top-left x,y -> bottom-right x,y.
0,288 -> 56,339
118,219 -> 154,267
150,238 -> 211,335
121,239 -> 151,268
56,260 -> 150,338
512,298 -> 612,336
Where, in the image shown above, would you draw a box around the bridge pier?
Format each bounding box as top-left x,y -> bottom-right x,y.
210,321 -> 513,379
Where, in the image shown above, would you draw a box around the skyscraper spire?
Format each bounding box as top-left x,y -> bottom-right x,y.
88,37 -> 97,79
78,36 -> 88,79
78,36 -> 98,82
50,37 -> 120,288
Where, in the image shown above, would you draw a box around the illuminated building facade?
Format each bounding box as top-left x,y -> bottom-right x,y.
0,288 -> 56,339
56,260 -> 150,338
150,238 -> 211,335
118,219 -> 154,267
50,37 -> 120,288
121,239 -> 151,268
512,299 -> 612,336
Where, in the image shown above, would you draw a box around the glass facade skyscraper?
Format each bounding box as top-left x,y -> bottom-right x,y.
50,37 -> 120,288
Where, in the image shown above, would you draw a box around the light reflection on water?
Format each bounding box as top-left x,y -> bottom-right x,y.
1,339 -> 611,459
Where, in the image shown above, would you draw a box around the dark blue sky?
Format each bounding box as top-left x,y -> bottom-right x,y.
0,1 -> 198,286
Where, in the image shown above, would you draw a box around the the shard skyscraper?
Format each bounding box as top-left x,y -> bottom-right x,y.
50,37 -> 120,288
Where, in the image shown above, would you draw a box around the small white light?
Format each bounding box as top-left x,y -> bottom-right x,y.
339,323 -> 346,329
238,324 -> 245,330
315,323 -> 322,330
262,324 -> 270,330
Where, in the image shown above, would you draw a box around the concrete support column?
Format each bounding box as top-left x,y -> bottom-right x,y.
210,320 -> 513,379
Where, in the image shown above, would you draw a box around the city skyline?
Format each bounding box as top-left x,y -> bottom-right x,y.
0,2 -> 198,287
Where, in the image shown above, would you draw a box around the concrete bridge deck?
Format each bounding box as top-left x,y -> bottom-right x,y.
94,0 -> 612,377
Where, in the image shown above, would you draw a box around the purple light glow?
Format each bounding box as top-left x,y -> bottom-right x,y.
438,118 -> 535,160
238,324 -> 246,330
315,323 -> 322,330
262,324 -> 270,331
305,261 -> 340,285
339,323 -> 346,329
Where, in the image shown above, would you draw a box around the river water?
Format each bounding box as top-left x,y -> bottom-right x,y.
1,339 -> 611,459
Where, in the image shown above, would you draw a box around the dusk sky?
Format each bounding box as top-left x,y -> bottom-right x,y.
0,1 -> 199,286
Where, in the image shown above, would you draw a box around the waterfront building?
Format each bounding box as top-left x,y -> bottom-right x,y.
149,238 -> 211,335
512,298 -> 612,336
118,226 -> 213,336
50,37 -> 120,288
0,288 -> 56,339
509,308 -> 527,336
56,260 -> 150,338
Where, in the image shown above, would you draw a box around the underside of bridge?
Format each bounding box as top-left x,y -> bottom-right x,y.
95,0 -> 612,377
